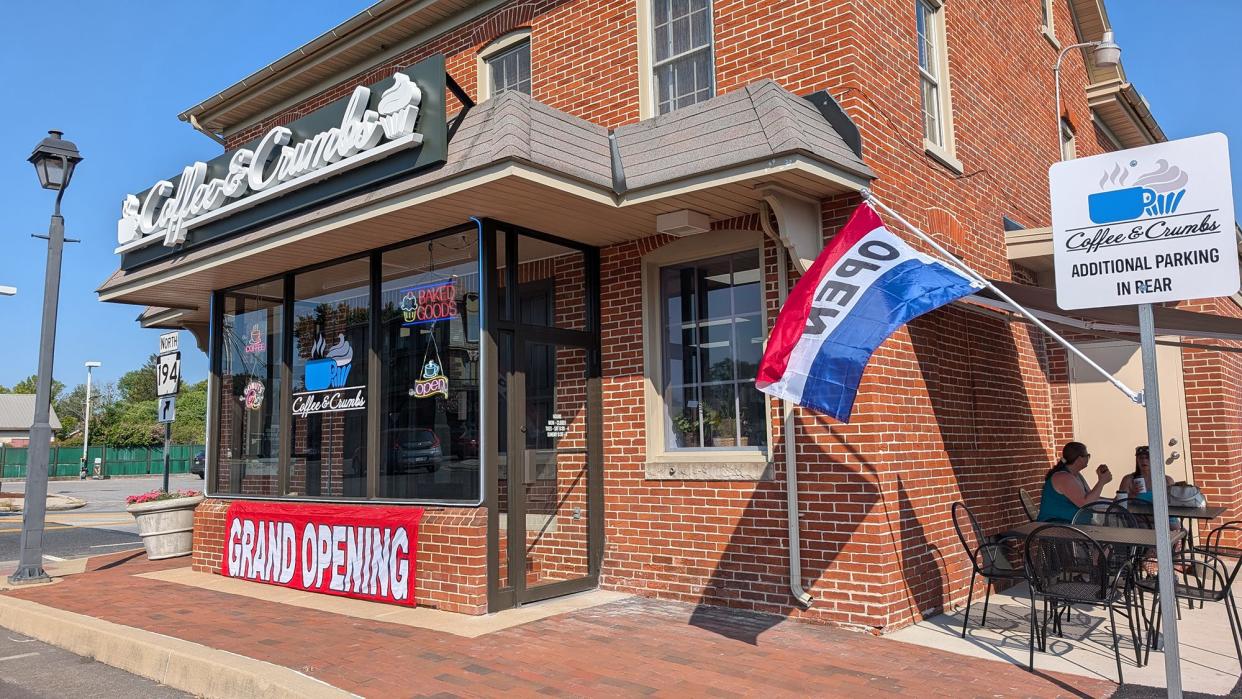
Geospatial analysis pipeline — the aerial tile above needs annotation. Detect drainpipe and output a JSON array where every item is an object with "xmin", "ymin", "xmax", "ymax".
[{"xmin": 759, "ymin": 201, "xmax": 814, "ymax": 608}]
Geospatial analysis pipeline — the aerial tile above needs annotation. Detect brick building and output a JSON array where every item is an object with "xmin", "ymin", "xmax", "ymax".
[{"xmin": 99, "ymin": 0, "xmax": 1242, "ymax": 631}]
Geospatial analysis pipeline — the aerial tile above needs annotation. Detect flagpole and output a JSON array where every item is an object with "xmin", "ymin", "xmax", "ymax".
[{"xmin": 860, "ymin": 188, "xmax": 1143, "ymax": 405}]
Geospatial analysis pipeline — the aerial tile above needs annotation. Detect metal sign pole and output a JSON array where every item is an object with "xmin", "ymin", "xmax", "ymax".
[
  {"xmin": 162, "ymin": 422, "xmax": 172, "ymax": 493},
  {"xmin": 1139, "ymin": 303, "xmax": 1182, "ymax": 698}
]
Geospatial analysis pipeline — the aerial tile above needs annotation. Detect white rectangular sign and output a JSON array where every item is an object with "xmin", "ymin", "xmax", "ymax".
[
  {"xmin": 157, "ymin": 396, "xmax": 176, "ymax": 424},
  {"xmin": 159, "ymin": 331, "xmax": 179, "ymax": 354},
  {"xmin": 1049, "ymin": 132, "xmax": 1237, "ymax": 310},
  {"xmin": 156, "ymin": 352, "xmax": 181, "ymax": 397}
]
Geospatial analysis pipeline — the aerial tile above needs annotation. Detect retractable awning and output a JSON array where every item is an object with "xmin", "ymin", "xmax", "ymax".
[{"xmin": 965, "ymin": 280, "xmax": 1242, "ymax": 343}]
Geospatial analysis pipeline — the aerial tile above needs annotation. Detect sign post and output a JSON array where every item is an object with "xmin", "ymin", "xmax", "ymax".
[
  {"xmin": 156, "ymin": 332, "xmax": 181, "ymax": 492},
  {"xmin": 1050, "ymin": 133, "xmax": 1236, "ymax": 698}
]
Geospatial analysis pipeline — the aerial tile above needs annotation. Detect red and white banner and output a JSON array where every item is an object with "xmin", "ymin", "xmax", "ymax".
[{"xmin": 221, "ymin": 501, "xmax": 424, "ymax": 606}]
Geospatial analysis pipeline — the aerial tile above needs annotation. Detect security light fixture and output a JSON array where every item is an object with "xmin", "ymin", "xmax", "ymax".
[
  {"xmin": 28, "ymin": 130, "xmax": 82, "ymax": 192},
  {"xmin": 1092, "ymin": 31, "xmax": 1121, "ymax": 69},
  {"xmin": 85, "ymin": 361, "xmax": 101, "ymax": 368}
]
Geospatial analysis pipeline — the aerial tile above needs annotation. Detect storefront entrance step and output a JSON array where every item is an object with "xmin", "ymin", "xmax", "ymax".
[
  {"xmin": 0, "ymin": 594, "xmax": 350, "ymax": 698},
  {"xmin": 137, "ymin": 566, "xmax": 628, "ymax": 637}
]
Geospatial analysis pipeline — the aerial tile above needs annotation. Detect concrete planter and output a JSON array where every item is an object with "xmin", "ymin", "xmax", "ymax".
[{"xmin": 126, "ymin": 495, "xmax": 204, "ymax": 560}]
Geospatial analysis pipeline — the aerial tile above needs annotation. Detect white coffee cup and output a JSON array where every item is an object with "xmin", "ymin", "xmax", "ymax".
[{"xmin": 1134, "ymin": 476, "xmax": 1147, "ymax": 494}]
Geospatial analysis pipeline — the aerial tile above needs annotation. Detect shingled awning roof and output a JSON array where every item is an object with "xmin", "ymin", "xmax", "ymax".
[
  {"xmin": 100, "ymin": 80, "xmax": 872, "ymax": 311},
  {"xmin": 0, "ymin": 395, "xmax": 61, "ymax": 432}
]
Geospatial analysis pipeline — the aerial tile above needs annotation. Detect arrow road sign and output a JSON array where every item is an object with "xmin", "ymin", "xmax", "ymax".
[{"xmin": 157, "ymin": 396, "xmax": 176, "ymax": 424}]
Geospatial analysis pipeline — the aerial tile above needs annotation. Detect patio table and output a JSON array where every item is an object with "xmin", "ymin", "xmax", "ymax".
[{"xmin": 1001, "ymin": 521, "xmax": 1186, "ymax": 549}]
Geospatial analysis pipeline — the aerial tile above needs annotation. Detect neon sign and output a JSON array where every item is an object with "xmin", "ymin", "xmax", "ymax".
[{"xmin": 399, "ymin": 280, "xmax": 458, "ymax": 326}]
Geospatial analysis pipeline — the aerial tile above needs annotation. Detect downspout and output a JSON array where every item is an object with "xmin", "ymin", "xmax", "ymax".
[{"xmin": 759, "ymin": 200, "xmax": 814, "ymax": 608}]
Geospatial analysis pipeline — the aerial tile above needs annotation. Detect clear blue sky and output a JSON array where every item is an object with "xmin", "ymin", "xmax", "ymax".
[{"xmin": 0, "ymin": 1, "xmax": 1237, "ymax": 391}]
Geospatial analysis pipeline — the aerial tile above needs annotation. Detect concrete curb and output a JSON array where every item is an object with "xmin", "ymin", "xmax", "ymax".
[
  {"xmin": 0, "ymin": 495, "xmax": 87, "ymax": 512},
  {"xmin": 0, "ymin": 595, "xmax": 356, "ymax": 698}
]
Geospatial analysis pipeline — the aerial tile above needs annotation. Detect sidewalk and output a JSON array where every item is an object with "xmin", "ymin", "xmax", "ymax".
[{"xmin": 0, "ymin": 551, "xmax": 1118, "ymax": 698}]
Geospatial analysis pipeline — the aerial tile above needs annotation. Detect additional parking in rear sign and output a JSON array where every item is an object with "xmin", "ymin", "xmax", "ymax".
[{"xmin": 1049, "ymin": 132, "xmax": 1237, "ymax": 310}]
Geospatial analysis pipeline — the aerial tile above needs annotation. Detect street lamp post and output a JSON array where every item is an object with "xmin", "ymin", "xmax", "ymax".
[
  {"xmin": 81, "ymin": 361, "xmax": 101, "ymax": 480},
  {"xmin": 9, "ymin": 131, "xmax": 82, "ymax": 585},
  {"xmin": 1052, "ymin": 31, "xmax": 1120, "ymax": 157}
]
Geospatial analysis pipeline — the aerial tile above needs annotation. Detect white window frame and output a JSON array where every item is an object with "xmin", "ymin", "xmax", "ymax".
[
  {"xmin": 636, "ymin": 0, "xmax": 716, "ymax": 119},
  {"xmin": 476, "ymin": 29, "xmax": 532, "ymax": 101},
  {"xmin": 641, "ymin": 230, "xmax": 772, "ymax": 471},
  {"xmin": 1060, "ymin": 116, "xmax": 1077, "ymax": 160},
  {"xmin": 1041, "ymin": 0, "xmax": 1061, "ymax": 48},
  {"xmin": 916, "ymin": 0, "xmax": 962, "ymax": 173}
]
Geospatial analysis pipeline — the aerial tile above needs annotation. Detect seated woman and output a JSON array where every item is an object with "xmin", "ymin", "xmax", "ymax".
[
  {"xmin": 1037, "ymin": 441, "xmax": 1113, "ymax": 523},
  {"xmin": 1118, "ymin": 445, "xmax": 1173, "ymax": 501},
  {"xmin": 1118, "ymin": 444, "xmax": 1179, "ymax": 530}
]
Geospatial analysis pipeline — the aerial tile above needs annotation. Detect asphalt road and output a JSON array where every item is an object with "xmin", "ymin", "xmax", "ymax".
[
  {"xmin": 0, "ymin": 474, "xmax": 204, "ymax": 567},
  {"xmin": 0, "ymin": 631, "xmax": 188, "ymax": 698},
  {"xmin": 0, "ymin": 476, "xmax": 202, "ymax": 697}
]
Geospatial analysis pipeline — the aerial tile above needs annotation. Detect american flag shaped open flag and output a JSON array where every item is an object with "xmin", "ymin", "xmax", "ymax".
[{"xmin": 756, "ymin": 203, "xmax": 981, "ymax": 422}]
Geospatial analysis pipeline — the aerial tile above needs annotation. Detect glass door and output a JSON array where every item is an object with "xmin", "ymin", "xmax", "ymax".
[{"xmin": 487, "ymin": 223, "xmax": 601, "ymax": 610}]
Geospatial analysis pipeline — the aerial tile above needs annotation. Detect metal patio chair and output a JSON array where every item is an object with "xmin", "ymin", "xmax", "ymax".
[
  {"xmin": 1018, "ymin": 488, "xmax": 1038, "ymax": 522},
  {"xmin": 1138, "ymin": 537, "xmax": 1242, "ymax": 668},
  {"xmin": 951, "ymin": 502, "xmax": 1028, "ymax": 638},
  {"xmin": 1024, "ymin": 524, "xmax": 1142, "ymax": 683}
]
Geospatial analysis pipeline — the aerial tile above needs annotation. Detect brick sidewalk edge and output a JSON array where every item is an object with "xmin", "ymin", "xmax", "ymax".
[{"xmin": 0, "ymin": 594, "xmax": 354, "ymax": 699}]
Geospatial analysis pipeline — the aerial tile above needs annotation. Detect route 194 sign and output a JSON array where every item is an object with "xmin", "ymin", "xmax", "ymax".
[{"xmin": 1049, "ymin": 133, "xmax": 1237, "ymax": 310}]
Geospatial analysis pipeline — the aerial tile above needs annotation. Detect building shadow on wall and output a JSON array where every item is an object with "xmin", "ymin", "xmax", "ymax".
[
  {"xmin": 687, "ymin": 429, "xmax": 884, "ymax": 644},
  {"xmin": 902, "ymin": 306, "xmax": 1048, "ymax": 619}
]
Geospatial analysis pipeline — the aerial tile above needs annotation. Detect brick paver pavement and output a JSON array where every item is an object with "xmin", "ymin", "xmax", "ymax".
[{"xmin": 1, "ymin": 551, "xmax": 1117, "ymax": 698}]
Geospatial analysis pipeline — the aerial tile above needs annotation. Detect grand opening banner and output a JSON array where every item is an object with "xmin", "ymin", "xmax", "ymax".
[{"xmin": 222, "ymin": 501, "xmax": 424, "ymax": 606}]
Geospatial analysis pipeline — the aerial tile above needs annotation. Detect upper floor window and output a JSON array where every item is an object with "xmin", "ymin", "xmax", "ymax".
[
  {"xmin": 916, "ymin": 0, "xmax": 945, "ymax": 147},
  {"xmin": 651, "ymin": 0, "xmax": 714, "ymax": 114},
  {"xmin": 1060, "ymin": 117, "xmax": 1076, "ymax": 160},
  {"xmin": 488, "ymin": 42, "xmax": 531, "ymax": 96},
  {"xmin": 478, "ymin": 30, "xmax": 532, "ymax": 100},
  {"xmin": 916, "ymin": 0, "xmax": 960, "ymax": 171}
]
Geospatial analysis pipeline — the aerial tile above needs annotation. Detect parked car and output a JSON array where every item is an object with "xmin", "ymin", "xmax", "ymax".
[
  {"xmin": 190, "ymin": 451, "xmax": 205, "ymax": 479},
  {"xmin": 387, "ymin": 428, "xmax": 442, "ymax": 473},
  {"xmin": 452, "ymin": 429, "xmax": 479, "ymax": 460}
]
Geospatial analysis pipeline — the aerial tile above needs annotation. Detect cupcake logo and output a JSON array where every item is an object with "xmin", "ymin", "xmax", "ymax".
[
  {"xmin": 304, "ymin": 334, "xmax": 354, "ymax": 391},
  {"xmin": 399, "ymin": 290, "xmax": 419, "ymax": 324},
  {"xmin": 1088, "ymin": 159, "xmax": 1189, "ymax": 225}
]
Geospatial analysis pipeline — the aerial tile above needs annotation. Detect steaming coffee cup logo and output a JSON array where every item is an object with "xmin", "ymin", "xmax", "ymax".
[
  {"xmin": 1088, "ymin": 159, "xmax": 1188, "ymax": 225},
  {"xmin": 305, "ymin": 334, "xmax": 354, "ymax": 391}
]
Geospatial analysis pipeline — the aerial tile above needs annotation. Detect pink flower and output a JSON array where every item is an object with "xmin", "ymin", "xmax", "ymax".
[{"xmin": 126, "ymin": 488, "xmax": 202, "ymax": 505}]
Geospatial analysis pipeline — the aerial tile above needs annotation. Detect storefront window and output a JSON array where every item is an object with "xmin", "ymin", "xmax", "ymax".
[
  {"xmin": 287, "ymin": 259, "xmax": 370, "ymax": 498},
  {"xmin": 660, "ymin": 250, "xmax": 766, "ymax": 450},
  {"xmin": 216, "ymin": 280, "xmax": 283, "ymax": 495},
  {"xmin": 378, "ymin": 235, "xmax": 481, "ymax": 500}
]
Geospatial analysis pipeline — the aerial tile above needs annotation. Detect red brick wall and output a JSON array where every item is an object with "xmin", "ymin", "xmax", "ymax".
[
  {"xmin": 194, "ymin": 0, "xmax": 1213, "ymax": 632},
  {"xmin": 191, "ymin": 499, "xmax": 488, "ymax": 615}
]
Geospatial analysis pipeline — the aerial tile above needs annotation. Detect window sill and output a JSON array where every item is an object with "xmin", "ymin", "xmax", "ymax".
[
  {"xmin": 1041, "ymin": 25, "xmax": 1061, "ymax": 50},
  {"xmin": 924, "ymin": 139, "xmax": 964, "ymax": 175},
  {"xmin": 644, "ymin": 460, "xmax": 774, "ymax": 481}
]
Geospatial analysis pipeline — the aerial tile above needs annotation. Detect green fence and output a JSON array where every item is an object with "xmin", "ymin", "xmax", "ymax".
[{"xmin": 0, "ymin": 444, "xmax": 204, "ymax": 479}]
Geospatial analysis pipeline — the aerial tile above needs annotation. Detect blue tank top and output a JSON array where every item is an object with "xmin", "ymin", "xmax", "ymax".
[{"xmin": 1038, "ymin": 464, "xmax": 1086, "ymax": 523}]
